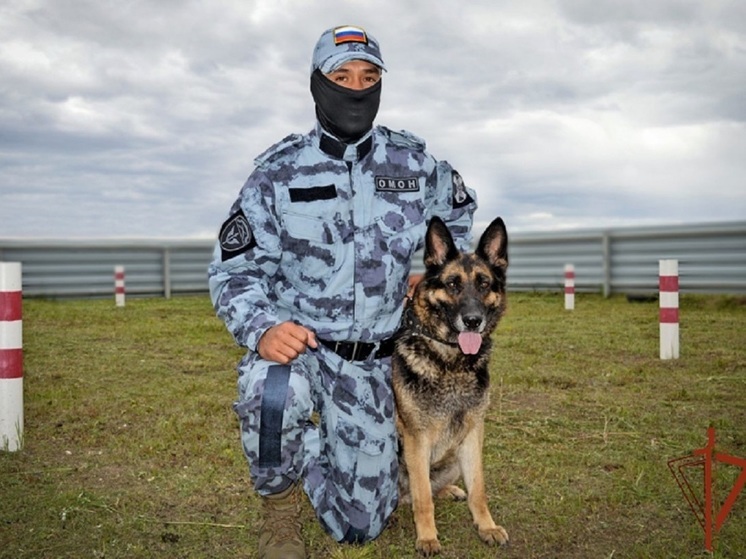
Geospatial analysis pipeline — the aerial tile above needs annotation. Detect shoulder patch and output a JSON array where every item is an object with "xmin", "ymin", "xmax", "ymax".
[
  {"xmin": 254, "ymin": 133, "xmax": 306, "ymax": 167},
  {"xmin": 378, "ymin": 126, "xmax": 427, "ymax": 151},
  {"xmin": 219, "ymin": 209, "xmax": 257, "ymax": 261},
  {"xmin": 451, "ymin": 170, "xmax": 475, "ymax": 209}
]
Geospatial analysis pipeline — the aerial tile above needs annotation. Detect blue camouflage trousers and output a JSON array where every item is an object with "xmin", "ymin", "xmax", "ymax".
[{"xmin": 233, "ymin": 346, "xmax": 399, "ymax": 543}]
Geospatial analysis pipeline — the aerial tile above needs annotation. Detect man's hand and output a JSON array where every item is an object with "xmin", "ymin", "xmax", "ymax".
[{"xmin": 257, "ymin": 321, "xmax": 318, "ymax": 364}]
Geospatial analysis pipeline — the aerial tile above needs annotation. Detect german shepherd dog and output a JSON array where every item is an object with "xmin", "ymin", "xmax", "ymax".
[{"xmin": 393, "ymin": 216, "xmax": 509, "ymax": 556}]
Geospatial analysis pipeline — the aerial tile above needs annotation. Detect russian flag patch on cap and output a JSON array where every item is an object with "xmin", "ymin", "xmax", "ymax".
[{"xmin": 334, "ymin": 25, "xmax": 368, "ymax": 45}]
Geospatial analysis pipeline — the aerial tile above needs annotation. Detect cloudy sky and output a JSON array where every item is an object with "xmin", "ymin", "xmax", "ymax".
[{"xmin": 1, "ymin": 0, "xmax": 745, "ymax": 239}]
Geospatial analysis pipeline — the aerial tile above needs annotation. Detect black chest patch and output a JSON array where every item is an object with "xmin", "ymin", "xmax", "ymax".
[
  {"xmin": 219, "ymin": 209, "xmax": 257, "ymax": 261},
  {"xmin": 375, "ymin": 176, "xmax": 420, "ymax": 192},
  {"xmin": 289, "ymin": 184, "xmax": 337, "ymax": 203}
]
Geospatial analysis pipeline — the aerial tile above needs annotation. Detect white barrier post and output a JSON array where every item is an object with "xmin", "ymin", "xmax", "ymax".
[
  {"xmin": 659, "ymin": 259, "xmax": 679, "ymax": 359},
  {"xmin": 0, "ymin": 262, "xmax": 23, "ymax": 451},
  {"xmin": 115, "ymin": 266, "xmax": 125, "ymax": 307},
  {"xmin": 564, "ymin": 264, "xmax": 575, "ymax": 310}
]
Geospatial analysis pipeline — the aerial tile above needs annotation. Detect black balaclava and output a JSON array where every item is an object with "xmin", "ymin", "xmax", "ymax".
[{"xmin": 310, "ymin": 68, "xmax": 381, "ymax": 144}]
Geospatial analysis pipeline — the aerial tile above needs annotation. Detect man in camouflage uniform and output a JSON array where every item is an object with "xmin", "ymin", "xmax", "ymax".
[{"xmin": 208, "ymin": 25, "xmax": 477, "ymax": 559}]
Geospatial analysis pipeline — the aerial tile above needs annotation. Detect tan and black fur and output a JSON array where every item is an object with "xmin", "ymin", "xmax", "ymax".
[{"xmin": 393, "ymin": 216, "xmax": 509, "ymax": 556}]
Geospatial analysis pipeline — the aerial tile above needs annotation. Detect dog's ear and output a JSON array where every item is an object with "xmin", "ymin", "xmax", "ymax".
[
  {"xmin": 476, "ymin": 217, "xmax": 508, "ymax": 270},
  {"xmin": 424, "ymin": 216, "xmax": 459, "ymax": 268}
]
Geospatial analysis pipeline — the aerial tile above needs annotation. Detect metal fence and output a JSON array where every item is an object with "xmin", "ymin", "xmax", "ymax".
[
  {"xmin": 0, "ymin": 241, "xmax": 213, "ymax": 299},
  {"xmin": 508, "ymin": 220, "xmax": 746, "ymax": 296},
  {"xmin": 1, "ymin": 220, "xmax": 744, "ymax": 299}
]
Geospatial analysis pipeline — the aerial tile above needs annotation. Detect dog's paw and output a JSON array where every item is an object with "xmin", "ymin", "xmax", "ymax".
[
  {"xmin": 436, "ymin": 484, "xmax": 466, "ymax": 501},
  {"xmin": 477, "ymin": 524, "xmax": 509, "ymax": 546},
  {"xmin": 416, "ymin": 537, "xmax": 442, "ymax": 556}
]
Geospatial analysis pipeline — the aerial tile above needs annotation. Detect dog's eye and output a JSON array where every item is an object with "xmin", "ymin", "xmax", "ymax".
[
  {"xmin": 445, "ymin": 278, "xmax": 461, "ymax": 292},
  {"xmin": 475, "ymin": 275, "xmax": 491, "ymax": 291}
]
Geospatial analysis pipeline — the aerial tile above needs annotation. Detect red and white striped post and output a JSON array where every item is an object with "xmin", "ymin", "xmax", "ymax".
[
  {"xmin": 564, "ymin": 264, "xmax": 575, "ymax": 310},
  {"xmin": 659, "ymin": 259, "xmax": 679, "ymax": 359},
  {"xmin": 0, "ymin": 262, "xmax": 23, "ymax": 451},
  {"xmin": 115, "ymin": 266, "xmax": 125, "ymax": 307}
]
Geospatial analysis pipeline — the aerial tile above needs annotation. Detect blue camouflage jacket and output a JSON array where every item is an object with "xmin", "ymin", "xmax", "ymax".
[{"xmin": 208, "ymin": 123, "xmax": 477, "ymax": 351}]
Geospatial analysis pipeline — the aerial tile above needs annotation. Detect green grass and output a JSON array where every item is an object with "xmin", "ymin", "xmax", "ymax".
[{"xmin": 0, "ymin": 293, "xmax": 744, "ymax": 558}]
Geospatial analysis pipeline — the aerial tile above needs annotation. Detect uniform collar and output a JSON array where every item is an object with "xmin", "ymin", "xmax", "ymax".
[{"xmin": 316, "ymin": 125, "xmax": 373, "ymax": 162}]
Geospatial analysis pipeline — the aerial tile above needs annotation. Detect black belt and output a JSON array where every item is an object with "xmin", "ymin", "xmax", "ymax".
[{"xmin": 319, "ymin": 337, "xmax": 396, "ymax": 362}]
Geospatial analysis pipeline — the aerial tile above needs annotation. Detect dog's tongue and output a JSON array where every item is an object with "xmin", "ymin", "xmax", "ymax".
[{"xmin": 458, "ymin": 332, "xmax": 482, "ymax": 355}]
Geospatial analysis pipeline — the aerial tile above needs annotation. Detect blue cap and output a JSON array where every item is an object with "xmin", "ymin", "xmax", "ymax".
[{"xmin": 311, "ymin": 25, "xmax": 386, "ymax": 74}]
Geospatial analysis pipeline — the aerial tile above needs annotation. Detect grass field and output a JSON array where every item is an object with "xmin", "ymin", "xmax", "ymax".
[{"xmin": 0, "ymin": 293, "xmax": 744, "ymax": 558}]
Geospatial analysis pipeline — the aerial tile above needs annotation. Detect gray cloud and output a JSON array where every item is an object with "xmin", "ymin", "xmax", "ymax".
[{"xmin": 1, "ymin": 0, "xmax": 744, "ymax": 239}]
